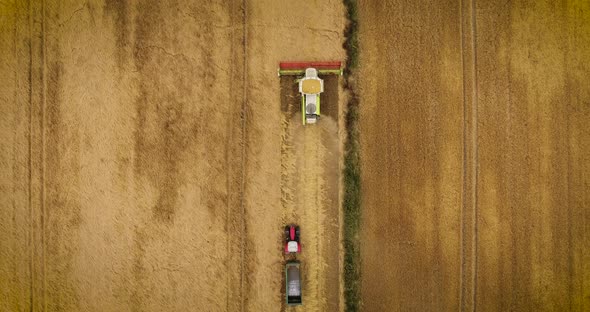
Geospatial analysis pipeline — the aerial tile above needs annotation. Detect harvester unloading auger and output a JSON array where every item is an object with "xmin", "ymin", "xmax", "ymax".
[{"xmin": 278, "ymin": 61, "xmax": 342, "ymax": 125}]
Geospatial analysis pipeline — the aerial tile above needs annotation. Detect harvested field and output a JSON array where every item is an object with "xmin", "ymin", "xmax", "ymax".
[
  {"xmin": 1, "ymin": 1, "xmax": 246, "ymax": 311},
  {"xmin": 0, "ymin": 0, "xmax": 345, "ymax": 311},
  {"xmin": 359, "ymin": 0, "xmax": 590, "ymax": 311},
  {"xmin": 8, "ymin": 0, "xmax": 587, "ymax": 311},
  {"xmin": 242, "ymin": 0, "xmax": 346, "ymax": 311},
  {"xmin": 280, "ymin": 76, "xmax": 341, "ymax": 311}
]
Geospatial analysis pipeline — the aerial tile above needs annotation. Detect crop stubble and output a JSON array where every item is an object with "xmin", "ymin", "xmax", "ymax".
[
  {"xmin": 0, "ymin": 0, "xmax": 347, "ymax": 311},
  {"xmin": 1, "ymin": 0, "xmax": 244, "ymax": 310},
  {"xmin": 279, "ymin": 76, "xmax": 341, "ymax": 312}
]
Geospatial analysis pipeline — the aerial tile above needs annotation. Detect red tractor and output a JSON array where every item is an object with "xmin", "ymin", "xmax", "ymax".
[{"xmin": 284, "ymin": 224, "xmax": 301, "ymax": 254}]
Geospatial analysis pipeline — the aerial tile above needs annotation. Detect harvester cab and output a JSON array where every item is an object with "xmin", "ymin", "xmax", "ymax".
[{"xmin": 278, "ymin": 61, "xmax": 342, "ymax": 125}]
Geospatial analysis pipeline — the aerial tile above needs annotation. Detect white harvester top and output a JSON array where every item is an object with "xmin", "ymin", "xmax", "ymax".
[{"xmin": 298, "ymin": 68, "xmax": 324, "ymax": 124}]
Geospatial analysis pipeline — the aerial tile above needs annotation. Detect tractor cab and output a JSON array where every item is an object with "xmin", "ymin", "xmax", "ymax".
[{"xmin": 284, "ymin": 224, "xmax": 301, "ymax": 254}]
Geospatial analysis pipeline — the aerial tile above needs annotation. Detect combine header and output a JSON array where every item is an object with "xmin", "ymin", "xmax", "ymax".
[
  {"xmin": 278, "ymin": 61, "xmax": 342, "ymax": 125},
  {"xmin": 278, "ymin": 61, "xmax": 343, "ymax": 76}
]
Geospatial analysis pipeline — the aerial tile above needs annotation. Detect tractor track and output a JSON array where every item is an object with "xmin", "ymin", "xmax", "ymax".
[
  {"xmin": 239, "ymin": 0, "xmax": 248, "ymax": 311},
  {"xmin": 279, "ymin": 98, "xmax": 340, "ymax": 311},
  {"xmin": 225, "ymin": 0, "xmax": 248, "ymax": 311}
]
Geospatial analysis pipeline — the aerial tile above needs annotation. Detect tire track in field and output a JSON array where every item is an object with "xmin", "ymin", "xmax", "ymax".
[
  {"xmin": 280, "ymin": 111, "xmax": 339, "ymax": 311},
  {"xmin": 239, "ymin": 0, "xmax": 247, "ymax": 311}
]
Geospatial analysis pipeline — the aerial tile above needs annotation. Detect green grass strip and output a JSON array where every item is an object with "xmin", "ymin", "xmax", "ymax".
[{"xmin": 342, "ymin": 0, "xmax": 361, "ymax": 311}]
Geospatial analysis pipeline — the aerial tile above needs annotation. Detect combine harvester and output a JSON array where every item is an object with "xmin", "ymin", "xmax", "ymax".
[{"xmin": 278, "ymin": 61, "xmax": 342, "ymax": 125}]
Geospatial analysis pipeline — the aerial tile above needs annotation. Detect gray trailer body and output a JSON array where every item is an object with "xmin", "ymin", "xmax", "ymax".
[{"xmin": 285, "ymin": 261, "xmax": 302, "ymax": 306}]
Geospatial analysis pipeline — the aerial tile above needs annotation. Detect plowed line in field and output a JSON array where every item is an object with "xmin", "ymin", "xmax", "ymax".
[
  {"xmin": 226, "ymin": 0, "xmax": 246, "ymax": 311},
  {"xmin": 459, "ymin": 0, "xmax": 479, "ymax": 310},
  {"xmin": 41, "ymin": 0, "xmax": 47, "ymax": 309},
  {"xmin": 316, "ymin": 131, "xmax": 326, "ymax": 311},
  {"xmin": 460, "ymin": 0, "xmax": 467, "ymax": 307},
  {"xmin": 280, "ymin": 114, "xmax": 332, "ymax": 311},
  {"xmin": 239, "ymin": 0, "xmax": 248, "ymax": 311},
  {"xmin": 281, "ymin": 112, "xmax": 296, "ymax": 223},
  {"xmin": 470, "ymin": 0, "xmax": 479, "ymax": 308},
  {"xmin": 301, "ymin": 126, "xmax": 328, "ymax": 311},
  {"xmin": 27, "ymin": 0, "xmax": 33, "ymax": 308},
  {"xmin": 280, "ymin": 114, "xmax": 290, "ymax": 312}
]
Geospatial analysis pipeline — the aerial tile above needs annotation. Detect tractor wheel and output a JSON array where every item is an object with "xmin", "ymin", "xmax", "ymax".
[{"xmin": 295, "ymin": 226, "xmax": 300, "ymax": 239}]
